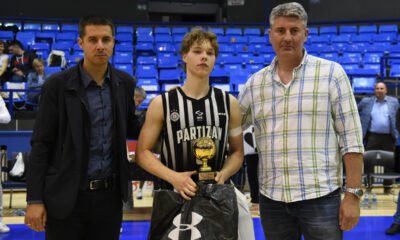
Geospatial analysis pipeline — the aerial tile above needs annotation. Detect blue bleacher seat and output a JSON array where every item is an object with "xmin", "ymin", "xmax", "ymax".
[
  {"xmin": 68, "ymin": 51, "xmax": 84, "ymax": 65},
  {"xmin": 234, "ymin": 44, "xmax": 250, "ymax": 54},
  {"xmin": 320, "ymin": 52, "xmax": 339, "ymax": 62},
  {"xmin": 219, "ymin": 44, "xmax": 234, "ymax": 54},
  {"xmin": 319, "ymin": 26, "xmax": 337, "ymax": 36},
  {"xmin": 246, "ymin": 56, "xmax": 264, "ymax": 65},
  {"xmin": 331, "ymin": 35, "xmax": 350, "ymax": 44},
  {"xmin": 136, "ymin": 65, "xmax": 158, "ymax": 79},
  {"xmin": 155, "ymin": 43, "xmax": 175, "ymax": 53},
  {"xmin": 154, "ymin": 27, "xmax": 171, "ymax": 36},
  {"xmin": 35, "ymin": 32, "xmax": 55, "ymax": 44},
  {"xmin": 23, "ymin": 23, "xmax": 41, "ymax": 32},
  {"xmin": 172, "ymin": 35, "xmax": 184, "ymax": 44},
  {"xmin": 155, "ymin": 35, "xmax": 173, "ymax": 43},
  {"xmin": 61, "ymin": 24, "xmax": 78, "ymax": 33},
  {"xmin": 373, "ymin": 34, "xmax": 396, "ymax": 44},
  {"xmin": 116, "ymin": 26, "xmax": 134, "ymax": 34},
  {"xmin": 339, "ymin": 25, "xmax": 358, "ymax": 36},
  {"xmin": 31, "ymin": 42, "xmax": 50, "ymax": 52},
  {"xmin": 225, "ymin": 64, "xmax": 243, "ymax": 75},
  {"xmin": 341, "ymin": 64, "xmax": 360, "ymax": 74},
  {"xmin": 379, "ymin": 24, "xmax": 398, "ymax": 34},
  {"xmin": 35, "ymin": 50, "xmax": 49, "ymax": 60},
  {"xmin": 73, "ymin": 43, "xmax": 83, "ymax": 53},
  {"xmin": 389, "ymin": 64, "xmax": 400, "ymax": 77},
  {"xmin": 56, "ymin": 32, "xmax": 76, "ymax": 44},
  {"xmin": 216, "ymin": 36, "xmax": 230, "ymax": 44},
  {"xmin": 226, "ymin": 28, "xmax": 242, "ymax": 36},
  {"xmin": 116, "ymin": 33, "xmax": 133, "ymax": 43},
  {"xmin": 363, "ymin": 53, "xmax": 383, "ymax": 64},
  {"xmin": 158, "ymin": 55, "xmax": 178, "ymax": 69},
  {"xmin": 352, "ymin": 77, "xmax": 376, "ymax": 94},
  {"xmin": 320, "ymin": 45, "xmax": 338, "ymax": 54},
  {"xmin": 359, "ymin": 25, "xmax": 377, "ymax": 35},
  {"xmin": 137, "ymin": 78, "xmax": 159, "ymax": 91},
  {"xmin": 230, "ymin": 69, "xmax": 250, "ymax": 87},
  {"xmin": 364, "ymin": 43, "xmax": 389, "ymax": 55},
  {"xmin": 44, "ymin": 66, "xmax": 62, "ymax": 74},
  {"xmin": 208, "ymin": 27, "xmax": 224, "ymax": 36},
  {"xmin": 244, "ymin": 28, "xmax": 261, "ymax": 36},
  {"xmin": 0, "ymin": 31, "xmax": 14, "ymax": 41},
  {"xmin": 352, "ymin": 34, "xmax": 373, "ymax": 44},
  {"xmin": 261, "ymin": 53, "xmax": 275, "ymax": 65},
  {"xmin": 136, "ymin": 27, "xmax": 153, "ymax": 36},
  {"xmin": 159, "ymin": 69, "xmax": 181, "ymax": 82},
  {"xmin": 115, "ymin": 64, "xmax": 134, "ymax": 76},
  {"xmin": 136, "ymin": 56, "xmax": 157, "ymax": 65},
  {"xmin": 52, "ymin": 42, "xmax": 73, "ymax": 52},
  {"xmin": 310, "ymin": 36, "xmax": 330, "ymax": 45},
  {"xmin": 248, "ymin": 36, "xmax": 267, "ymax": 44},
  {"xmin": 231, "ymin": 36, "xmax": 248, "ymax": 44},
  {"xmin": 308, "ymin": 27, "xmax": 318, "ymax": 36},
  {"xmin": 210, "ymin": 65, "xmax": 229, "ymax": 83},
  {"xmin": 246, "ymin": 64, "xmax": 264, "ymax": 73},
  {"xmin": 115, "ymin": 43, "xmax": 134, "ymax": 53},
  {"xmin": 172, "ymin": 27, "xmax": 188, "ymax": 35},
  {"xmin": 343, "ymin": 44, "xmax": 364, "ymax": 53},
  {"xmin": 114, "ymin": 52, "xmax": 133, "ymax": 64},
  {"xmin": 42, "ymin": 23, "xmax": 60, "ymax": 33},
  {"xmin": 342, "ymin": 52, "xmax": 362, "ymax": 61},
  {"xmin": 136, "ymin": 35, "xmax": 154, "ymax": 43},
  {"xmin": 363, "ymin": 64, "xmax": 383, "ymax": 75},
  {"xmin": 162, "ymin": 83, "xmax": 182, "ymax": 92},
  {"xmin": 4, "ymin": 22, "xmax": 21, "ymax": 30},
  {"xmin": 135, "ymin": 43, "xmax": 155, "ymax": 56}
]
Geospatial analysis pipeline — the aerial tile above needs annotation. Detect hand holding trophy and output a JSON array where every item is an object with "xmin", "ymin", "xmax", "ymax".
[{"xmin": 193, "ymin": 137, "xmax": 216, "ymax": 183}]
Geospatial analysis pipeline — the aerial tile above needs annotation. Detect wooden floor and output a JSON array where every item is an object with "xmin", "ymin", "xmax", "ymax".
[{"xmin": 2, "ymin": 185, "xmax": 399, "ymax": 225}]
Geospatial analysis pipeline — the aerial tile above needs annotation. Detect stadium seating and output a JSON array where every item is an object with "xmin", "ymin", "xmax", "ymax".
[
  {"xmin": 23, "ymin": 23, "xmax": 41, "ymax": 32},
  {"xmin": 42, "ymin": 23, "xmax": 60, "ymax": 33}
]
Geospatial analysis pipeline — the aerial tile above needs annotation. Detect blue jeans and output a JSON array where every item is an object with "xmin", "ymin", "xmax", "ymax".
[
  {"xmin": 394, "ymin": 191, "xmax": 400, "ymax": 224},
  {"xmin": 260, "ymin": 189, "xmax": 343, "ymax": 240}
]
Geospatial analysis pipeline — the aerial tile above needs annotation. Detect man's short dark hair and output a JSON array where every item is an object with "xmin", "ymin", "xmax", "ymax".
[
  {"xmin": 7, "ymin": 40, "xmax": 24, "ymax": 50},
  {"xmin": 78, "ymin": 14, "xmax": 115, "ymax": 38}
]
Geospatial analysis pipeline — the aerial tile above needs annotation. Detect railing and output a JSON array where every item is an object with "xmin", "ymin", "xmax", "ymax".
[{"xmin": 0, "ymin": 89, "xmax": 40, "ymax": 119}]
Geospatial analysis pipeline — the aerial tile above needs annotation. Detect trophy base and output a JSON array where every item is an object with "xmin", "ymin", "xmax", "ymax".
[{"xmin": 198, "ymin": 171, "xmax": 215, "ymax": 182}]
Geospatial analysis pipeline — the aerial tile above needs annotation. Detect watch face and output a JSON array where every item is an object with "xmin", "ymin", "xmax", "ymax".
[{"xmin": 356, "ymin": 189, "xmax": 364, "ymax": 197}]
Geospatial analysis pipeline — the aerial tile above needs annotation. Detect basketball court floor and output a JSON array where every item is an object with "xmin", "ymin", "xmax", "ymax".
[{"xmin": 1, "ymin": 185, "xmax": 399, "ymax": 240}]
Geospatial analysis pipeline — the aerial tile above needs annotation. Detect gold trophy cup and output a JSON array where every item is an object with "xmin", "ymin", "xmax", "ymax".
[{"xmin": 193, "ymin": 137, "xmax": 216, "ymax": 182}]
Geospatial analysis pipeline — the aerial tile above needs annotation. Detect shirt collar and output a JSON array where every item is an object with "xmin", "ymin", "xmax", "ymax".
[
  {"xmin": 375, "ymin": 96, "xmax": 387, "ymax": 102},
  {"xmin": 79, "ymin": 61, "xmax": 111, "ymax": 88},
  {"xmin": 269, "ymin": 48, "xmax": 308, "ymax": 74}
]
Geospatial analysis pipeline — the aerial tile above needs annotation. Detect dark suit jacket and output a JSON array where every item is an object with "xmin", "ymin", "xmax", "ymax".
[{"xmin": 27, "ymin": 62, "xmax": 139, "ymax": 219}]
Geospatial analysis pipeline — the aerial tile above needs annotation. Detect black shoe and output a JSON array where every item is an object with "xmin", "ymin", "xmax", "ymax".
[{"xmin": 385, "ymin": 223, "xmax": 400, "ymax": 235}]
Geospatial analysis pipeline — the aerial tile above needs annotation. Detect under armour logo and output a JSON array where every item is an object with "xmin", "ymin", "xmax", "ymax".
[{"xmin": 168, "ymin": 212, "xmax": 203, "ymax": 240}]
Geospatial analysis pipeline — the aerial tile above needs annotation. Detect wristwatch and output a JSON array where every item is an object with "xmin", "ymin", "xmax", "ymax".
[{"xmin": 343, "ymin": 187, "xmax": 363, "ymax": 198}]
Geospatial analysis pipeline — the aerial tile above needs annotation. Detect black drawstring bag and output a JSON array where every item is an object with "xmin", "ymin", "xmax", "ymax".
[{"xmin": 148, "ymin": 183, "xmax": 238, "ymax": 240}]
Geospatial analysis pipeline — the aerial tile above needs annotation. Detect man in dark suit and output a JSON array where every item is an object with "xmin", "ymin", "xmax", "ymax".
[
  {"xmin": 358, "ymin": 82, "xmax": 399, "ymax": 193},
  {"xmin": 24, "ymin": 15, "xmax": 139, "ymax": 240}
]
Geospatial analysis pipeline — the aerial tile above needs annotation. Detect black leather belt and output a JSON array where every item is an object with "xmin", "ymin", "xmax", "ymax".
[{"xmin": 87, "ymin": 178, "xmax": 113, "ymax": 191}]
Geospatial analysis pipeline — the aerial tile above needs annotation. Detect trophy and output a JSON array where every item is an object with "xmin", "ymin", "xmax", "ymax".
[{"xmin": 193, "ymin": 137, "xmax": 216, "ymax": 182}]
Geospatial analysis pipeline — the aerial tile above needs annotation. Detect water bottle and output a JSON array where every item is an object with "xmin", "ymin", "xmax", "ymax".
[
  {"xmin": 371, "ymin": 193, "xmax": 377, "ymax": 210},
  {"xmin": 362, "ymin": 193, "xmax": 369, "ymax": 209}
]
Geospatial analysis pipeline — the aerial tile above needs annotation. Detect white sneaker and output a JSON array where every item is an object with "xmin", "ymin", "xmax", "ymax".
[
  {"xmin": 0, "ymin": 223, "xmax": 10, "ymax": 233},
  {"xmin": 136, "ymin": 189, "xmax": 143, "ymax": 199}
]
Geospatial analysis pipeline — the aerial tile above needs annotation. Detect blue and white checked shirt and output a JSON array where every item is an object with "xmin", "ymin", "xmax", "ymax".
[{"xmin": 238, "ymin": 51, "xmax": 364, "ymax": 203}]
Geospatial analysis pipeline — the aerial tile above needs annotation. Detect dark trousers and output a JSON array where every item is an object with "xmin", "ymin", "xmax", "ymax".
[
  {"xmin": 365, "ymin": 132, "xmax": 396, "ymax": 190},
  {"xmin": 245, "ymin": 154, "xmax": 259, "ymax": 203},
  {"xmin": 260, "ymin": 189, "xmax": 342, "ymax": 240},
  {"xmin": 45, "ymin": 187, "xmax": 123, "ymax": 240}
]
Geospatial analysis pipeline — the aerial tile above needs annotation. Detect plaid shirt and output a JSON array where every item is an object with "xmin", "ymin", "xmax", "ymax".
[{"xmin": 238, "ymin": 52, "xmax": 364, "ymax": 203}]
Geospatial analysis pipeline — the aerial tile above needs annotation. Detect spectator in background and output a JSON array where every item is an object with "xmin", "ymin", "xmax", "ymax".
[
  {"xmin": 26, "ymin": 58, "xmax": 50, "ymax": 104},
  {"xmin": 0, "ymin": 94, "xmax": 11, "ymax": 233},
  {"xmin": 358, "ymin": 82, "xmax": 399, "ymax": 193},
  {"xmin": 239, "ymin": 2, "xmax": 364, "ymax": 239},
  {"xmin": 7, "ymin": 40, "xmax": 37, "ymax": 82},
  {"xmin": 0, "ymin": 40, "xmax": 9, "ymax": 86}
]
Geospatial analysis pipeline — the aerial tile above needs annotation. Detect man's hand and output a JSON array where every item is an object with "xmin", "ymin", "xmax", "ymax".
[
  {"xmin": 12, "ymin": 68, "xmax": 24, "ymax": 76},
  {"xmin": 24, "ymin": 203, "xmax": 47, "ymax": 232},
  {"xmin": 339, "ymin": 193, "xmax": 360, "ymax": 231},
  {"xmin": 170, "ymin": 170, "xmax": 198, "ymax": 200}
]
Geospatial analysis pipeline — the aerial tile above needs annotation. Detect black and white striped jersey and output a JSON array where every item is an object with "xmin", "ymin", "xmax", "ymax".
[{"xmin": 160, "ymin": 87, "xmax": 230, "ymax": 173}]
